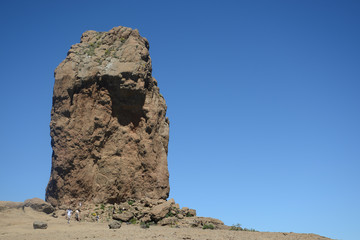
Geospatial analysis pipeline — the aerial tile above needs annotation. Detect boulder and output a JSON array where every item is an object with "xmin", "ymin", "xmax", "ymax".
[
  {"xmin": 108, "ymin": 221, "xmax": 122, "ymax": 229},
  {"xmin": 150, "ymin": 198, "xmax": 174, "ymax": 222},
  {"xmin": 33, "ymin": 221, "xmax": 48, "ymax": 229},
  {"xmin": 188, "ymin": 208, "xmax": 196, "ymax": 217},
  {"xmin": 191, "ymin": 217, "xmax": 227, "ymax": 229},
  {"xmin": 46, "ymin": 26, "xmax": 170, "ymax": 207},
  {"xmin": 113, "ymin": 211, "xmax": 134, "ymax": 222},
  {"xmin": 158, "ymin": 217, "xmax": 178, "ymax": 226},
  {"xmin": 181, "ymin": 207, "xmax": 189, "ymax": 213},
  {"xmin": 139, "ymin": 214, "xmax": 151, "ymax": 223},
  {"xmin": 24, "ymin": 198, "xmax": 55, "ymax": 214}
]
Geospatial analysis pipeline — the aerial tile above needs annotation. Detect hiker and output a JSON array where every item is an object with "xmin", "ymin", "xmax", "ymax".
[
  {"xmin": 75, "ymin": 209, "xmax": 80, "ymax": 221},
  {"xmin": 66, "ymin": 209, "xmax": 72, "ymax": 224}
]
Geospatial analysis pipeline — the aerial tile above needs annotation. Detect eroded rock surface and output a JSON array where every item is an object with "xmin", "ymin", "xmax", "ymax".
[
  {"xmin": 46, "ymin": 26, "xmax": 170, "ymax": 207},
  {"xmin": 0, "ymin": 198, "xmax": 54, "ymax": 214},
  {"xmin": 24, "ymin": 198, "xmax": 55, "ymax": 214}
]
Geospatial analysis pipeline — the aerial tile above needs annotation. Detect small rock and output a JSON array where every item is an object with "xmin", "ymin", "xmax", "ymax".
[
  {"xmin": 33, "ymin": 221, "xmax": 48, "ymax": 229},
  {"xmin": 108, "ymin": 221, "xmax": 122, "ymax": 229}
]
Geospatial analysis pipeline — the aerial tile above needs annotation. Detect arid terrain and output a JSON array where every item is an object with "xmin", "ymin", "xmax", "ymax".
[
  {"xmin": 0, "ymin": 207, "xmax": 333, "ymax": 240},
  {"xmin": 0, "ymin": 26, "xmax": 335, "ymax": 240}
]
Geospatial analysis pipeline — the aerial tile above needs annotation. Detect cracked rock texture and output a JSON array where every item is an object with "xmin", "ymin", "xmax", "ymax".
[{"xmin": 46, "ymin": 26, "xmax": 170, "ymax": 207}]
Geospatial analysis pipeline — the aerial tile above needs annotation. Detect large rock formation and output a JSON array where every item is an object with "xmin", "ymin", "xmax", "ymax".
[{"xmin": 46, "ymin": 26, "xmax": 170, "ymax": 207}]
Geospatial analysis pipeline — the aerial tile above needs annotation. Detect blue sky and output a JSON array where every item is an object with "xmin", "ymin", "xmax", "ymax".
[{"xmin": 0, "ymin": 1, "xmax": 359, "ymax": 239}]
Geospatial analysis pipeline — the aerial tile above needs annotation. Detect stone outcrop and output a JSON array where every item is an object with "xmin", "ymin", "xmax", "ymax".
[
  {"xmin": 24, "ymin": 198, "xmax": 55, "ymax": 214},
  {"xmin": 46, "ymin": 26, "xmax": 170, "ymax": 207},
  {"xmin": 0, "ymin": 198, "xmax": 54, "ymax": 214}
]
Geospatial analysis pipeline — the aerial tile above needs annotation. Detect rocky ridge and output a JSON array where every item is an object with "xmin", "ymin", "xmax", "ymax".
[
  {"xmin": 0, "ymin": 198, "xmax": 226, "ymax": 230},
  {"xmin": 0, "ymin": 198, "xmax": 54, "ymax": 214}
]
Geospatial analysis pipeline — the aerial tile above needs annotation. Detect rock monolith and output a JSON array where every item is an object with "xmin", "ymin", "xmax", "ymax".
[{"xmin": 46, "ymin": 26, "xmax": 170, "ymax": 207}]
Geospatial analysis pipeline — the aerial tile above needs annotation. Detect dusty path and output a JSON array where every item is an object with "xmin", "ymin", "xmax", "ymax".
[{"xmin": 0, "ymin": 208, "xmax": 332, "ymax": 240}]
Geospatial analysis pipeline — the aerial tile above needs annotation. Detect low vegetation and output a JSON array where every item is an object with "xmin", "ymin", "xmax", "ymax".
[
  {"xmin": 202, "ymin": 224, "xmax": 214, "ymax": 230},
  {"xmin": 230, "ymin": 223, "xmax": 258, "ymax": 232}
]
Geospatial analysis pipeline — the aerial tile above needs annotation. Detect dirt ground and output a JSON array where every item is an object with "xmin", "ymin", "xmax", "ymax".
[{"xmin": 0, "ymin": 208, "xmax": 333, "ymax": 240}]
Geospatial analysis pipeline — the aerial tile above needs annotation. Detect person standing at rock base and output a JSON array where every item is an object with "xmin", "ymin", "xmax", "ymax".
[
  {"xmin": 66, "ymin": 209, "xmax": 72, "ymax": 224},
  {"xmin": 75, "ymin": 209, "xmax": 80, "ymax": 221}
]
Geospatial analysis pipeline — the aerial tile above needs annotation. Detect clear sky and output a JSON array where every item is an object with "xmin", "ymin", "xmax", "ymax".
[{"xmin": 0, "ymin": 1, "xmax": 359, "ymax": 239}]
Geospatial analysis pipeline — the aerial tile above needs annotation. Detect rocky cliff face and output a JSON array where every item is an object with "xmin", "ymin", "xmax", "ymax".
[{"xmin": 46, "ymin": 26, "xmax": 170, "ymax": 207}]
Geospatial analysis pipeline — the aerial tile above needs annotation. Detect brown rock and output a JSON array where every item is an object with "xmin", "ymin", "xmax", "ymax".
[
  {"xmin": 158, "ymin": 217, "xmax": 178, "ymax": 226},
  {"xmin": 24, "ymin": 198, "xmax": 55, "ymax": 214},
  {"xmin": 138, "ymin": 214, "xmax": 151, "ymax": 223},
  {"xmin": 46, "ymin": 26, "xmax": 170, "ymax": 207},
  {"xmin": 191, "ymin": 217, "xmax": 227, "ymax": 229},
  {"xmin": 33, "ymin": 221, "xmax": 48, "ymax": 229},
  {"xmin": 113, "ymin": 211, "xmax": 134, "ymax": 222},
  {"xmin": 188, "ymin": 209, "xmax": 196, "ymax": 217},
  {"xmin": 108, "ymin": 220, "xmax": 122, "ymax": 229},
  {"xmin": 150, "ymin": 198, "xmax": 174, "ymax": 222},
  {"xmin": 181, "ymin": 207, "xmax": 189, "ymax": 212}
]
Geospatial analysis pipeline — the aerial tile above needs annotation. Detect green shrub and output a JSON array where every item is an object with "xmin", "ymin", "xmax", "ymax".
[
  {"xmin": 230, "ymin": 223, "xmax": 242, "ymax": 231},
  {"xmin": 104, "ymin": 48, "xmax": 112, "ymax": 56},
  {"xmin": 186, "ymin": 212, "xmax": 194, "ymax": 217},
  {"xmin": 128, "ymin": 200, "xmax": 134, "ymax": 205},
  {"xmin": 202, "ymin": 224, "xmax": 214, "ymax": 230},
  {"xmin": 165, "ymin": 211, "xmax": 175, "ymax": 218},
  {"xmin": 230, "ymin": 223, "xmax": 258, "ymax": 232},
  {"xmin": 140, "ymin": 222, "xmax": 150, "ymax": 229},
  {"xmin": 243, "ymin": 228, "xmax": 258, "ymax": 232},
  {"xmin": 129, "ymin": 218, "xmax": 137, "ymax": 224}
]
